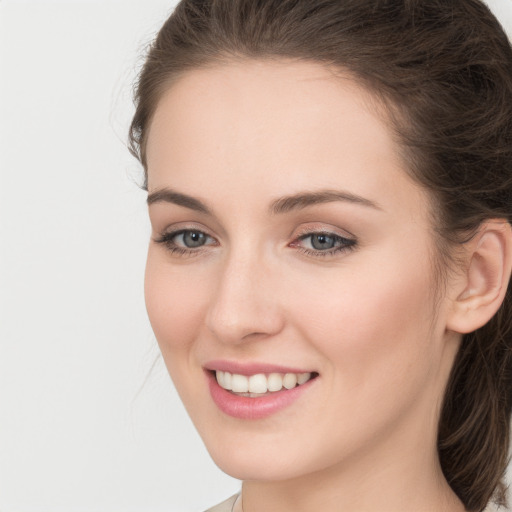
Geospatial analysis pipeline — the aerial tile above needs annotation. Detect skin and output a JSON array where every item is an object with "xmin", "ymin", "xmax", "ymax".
[{"xmin": 144, "ymin": 59, "xmax": 467, "ymax": 512}]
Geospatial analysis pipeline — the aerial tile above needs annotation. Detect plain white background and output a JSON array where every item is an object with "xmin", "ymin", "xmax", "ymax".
[{"xmin": 0, "ymin": 1, "xmax": 511, "ymax": 511}]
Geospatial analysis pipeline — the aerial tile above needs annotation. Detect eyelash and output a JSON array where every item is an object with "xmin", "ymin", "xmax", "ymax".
[
  {"xmin": 153, "ymin": 229, "xmax": 216, "ymax": 257},
  {"xmin": 292, "ymin": 231, "xmax": 357, "ymax": 257},
  {"xmin": 154, "ymin": 229, "xmax": 357, "ymax": 258}
]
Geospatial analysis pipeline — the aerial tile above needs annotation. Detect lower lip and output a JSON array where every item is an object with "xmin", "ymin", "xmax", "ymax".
[{"xmin": 206, "ymin": 371, "xmax": 316, "ymax": 420}]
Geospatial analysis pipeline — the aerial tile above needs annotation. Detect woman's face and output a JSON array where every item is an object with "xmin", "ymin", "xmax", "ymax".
[{"xmin": 144, "ymin": 60, "xmax": 461, "ymax": 481}]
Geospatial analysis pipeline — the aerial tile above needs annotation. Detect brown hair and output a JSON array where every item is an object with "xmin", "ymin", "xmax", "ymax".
[{"xmin": 129, "ymin": 1, "xmax": 512, "ymax": 510}]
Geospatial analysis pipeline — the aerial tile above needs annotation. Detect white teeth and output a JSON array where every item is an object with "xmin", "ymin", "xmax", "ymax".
[
  {"xmin": 267, "ymin": 373, "xmax": 283, "ymax": 392},
  {"xmin": 216, "ymin": 370, "xmax": 225, "ymax": 388},
  {"xmin": 231, "ymin": 373, "xmax": 249, "ymax": 393},
  {"xmin": 216, "ymin": 370, "xmax": 313, "ymax": 394},
  {"xmin": 283, "ymin": 373, "xmax": 298, "ymax": 389},
  {"xmin": 297, "ymin": 372, "xmax": 310, "ymax": 385},
  {"xmin": 223, "ymin": 371, "xmax": 232, "ymax": 390},
  {"xmin": 249, "ymin": 374, "xmax": 267, "ymax": 394}
]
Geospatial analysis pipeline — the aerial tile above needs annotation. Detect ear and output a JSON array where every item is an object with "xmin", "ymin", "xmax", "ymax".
[{"xmin": 446, "ymin": 220, "xmax": 512, "ymax": 334}]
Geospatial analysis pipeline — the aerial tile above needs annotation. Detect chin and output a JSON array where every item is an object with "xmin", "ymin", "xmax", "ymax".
[
  {"xmin": 212, "ymin": 452, "xmax": 300, "ymax": 482},
  {"xmin": 200, "ymin": 426, "xmax": 340, "ymax": 483}
]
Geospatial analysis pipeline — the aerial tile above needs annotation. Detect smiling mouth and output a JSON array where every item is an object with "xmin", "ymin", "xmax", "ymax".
[{"xmin": 213, "ymin": 370, "xmax": 319, "ymax": 397}]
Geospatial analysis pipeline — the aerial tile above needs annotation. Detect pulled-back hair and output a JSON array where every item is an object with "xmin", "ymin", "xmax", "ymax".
[{"xmin": 129, "ymin": 1, "xmax": 512, "ymax": 510}]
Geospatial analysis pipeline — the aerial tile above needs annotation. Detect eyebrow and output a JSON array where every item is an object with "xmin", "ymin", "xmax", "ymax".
[
  {"xmin": 147, "ymin": 188, "xmax": 211, "ymax": 214},
  {"xmin": 147, "ymin": 187, "xmax": 381, "ymax": 214},
  {"xmin": 270, "ymin": 189, "xmax": 381, "ymax": 214}
]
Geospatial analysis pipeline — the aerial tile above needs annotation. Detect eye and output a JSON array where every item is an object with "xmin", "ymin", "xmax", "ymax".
[
  {"xmin": 291, "ymin": 231, "xmax": 357, "ymax": 257},
  {"xmin": 154, "ymin": 228, "xmax": 217, "ymax": 255},
  {"xmin": 176, "ymin": 230, "xmax": 208, "ymax": 248},
  {"xmin": 308, "ymin": 233, "xmax": 338, "ymax": 250}
]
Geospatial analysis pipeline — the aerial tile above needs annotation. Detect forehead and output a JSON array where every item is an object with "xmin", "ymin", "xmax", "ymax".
[
  {"xmin": 146, "ymin": 60, "xmax": 387, "ymax": 174},
  {"xmin": 145, "ymin": 59, "xmax": 427, "ymax": 221}
]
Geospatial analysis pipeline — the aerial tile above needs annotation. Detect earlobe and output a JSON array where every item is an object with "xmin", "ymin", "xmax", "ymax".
[{"xmin": 447, "ymin": 220, "xmax": 512, "ymax": 334}]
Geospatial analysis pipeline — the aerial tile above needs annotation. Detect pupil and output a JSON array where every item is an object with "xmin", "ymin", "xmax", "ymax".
[
  {"xmin": 312, "ymin": 234, "xmax": 335, "ymax": 250},
  {"xmin": 184, "ymin": 231, "xmax": 206, "ymax": 247}
]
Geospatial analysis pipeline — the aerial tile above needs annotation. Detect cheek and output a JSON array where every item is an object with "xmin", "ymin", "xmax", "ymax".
[
  {"xmin": 288, "ymin": 246, "xmax": 438, "ymax": 390},
  {"xmin": 280, "ymin": 248, "xmax": 442, "ymax": 457},
  {"xmin": 144, "ymin": 248, "xmax": 210, "ymax": 356}
]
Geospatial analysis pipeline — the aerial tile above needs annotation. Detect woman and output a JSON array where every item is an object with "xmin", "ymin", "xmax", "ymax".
[{"xmin": 129, "ymin": 1, "xmax": 512, "ymax": 511}]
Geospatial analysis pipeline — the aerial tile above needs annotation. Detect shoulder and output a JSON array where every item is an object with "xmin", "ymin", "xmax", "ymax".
[
  {"xmin": 483, "ymin": 503, "xmax": 510, "ymax": 512},
  {"xmin": 203, "ymin": 494, "xmax": 239, "ymax": 512}
]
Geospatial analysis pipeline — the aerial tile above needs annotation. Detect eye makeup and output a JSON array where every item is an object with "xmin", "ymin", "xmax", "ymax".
[{"xmin": 154, "ymin": 227, "xmax": 357, "ymax": 259}]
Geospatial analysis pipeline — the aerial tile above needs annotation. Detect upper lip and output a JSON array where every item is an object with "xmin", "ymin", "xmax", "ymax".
[{"xmin": 203, "ymin": 360, "xmax": 316, "ymax": 376}]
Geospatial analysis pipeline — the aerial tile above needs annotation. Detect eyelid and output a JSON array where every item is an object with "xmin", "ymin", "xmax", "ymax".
[
  {"xmin": 153, "ymin": 222, "xmax": 357, "ymax": 258},
  {"xmin": 291, "ymin": 223, "xmax": 356, "ymax": 240},
  {"xmin": 288, "ymin": 224, "xmax": 358, "ymax": 257},
  {"xmin": 169, "ymin": 229, "xmax": 216, "ymax": 245},
  {"xmin": 153, "ymin": 224, "xmax": 219, "ymax": 257},
  {"xmin": 155, "ymin": 221, "xmax": 216, "ymax": 239}
]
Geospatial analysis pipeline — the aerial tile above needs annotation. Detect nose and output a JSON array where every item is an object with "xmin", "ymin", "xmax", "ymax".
[{"xmin": 205, "ymin": 249, "xmax": 285, "ymax": 345}]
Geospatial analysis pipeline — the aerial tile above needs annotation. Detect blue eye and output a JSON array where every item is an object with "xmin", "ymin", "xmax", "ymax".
[
  {"xmin": 295, "ymin": 232, "xmax": 356, "ymax": 256},
  {"xmin": 177, "ymin": 230, "xmax": 208, "ymax": 248},
  {"xmin": 309, "ymin": 233, "xmax": 337, "ymax": 250},
  {"xmin": 154, "ymin": 229, "xmax": 215, "ymax": 255}
]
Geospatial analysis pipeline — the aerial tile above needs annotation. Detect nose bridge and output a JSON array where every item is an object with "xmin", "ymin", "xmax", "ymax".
[{"xmin": 205, "ymin": 242, "xmax": 283, "ymax": 344}]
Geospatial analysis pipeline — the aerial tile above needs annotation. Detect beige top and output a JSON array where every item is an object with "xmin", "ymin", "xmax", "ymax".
[
  {"xmin": 204, "ymin": 494, "xmax": 504, "ymax": 512},
  {"xmin": 204, "ymin": 494, "xmax": 239, "ymax": 512}
]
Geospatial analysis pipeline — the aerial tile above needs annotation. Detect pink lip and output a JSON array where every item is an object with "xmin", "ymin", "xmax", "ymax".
[
  {"xmin": 204, "ymin": 360, "xmax": 312, "ymax": 376},
  {"xmin": 204, "ymin": 363, "xmax": 318, "ymax": 420}
]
